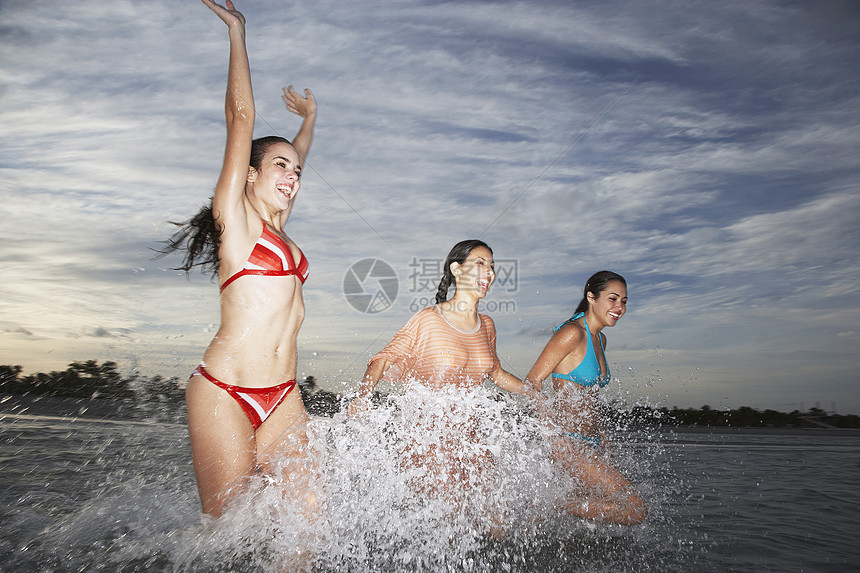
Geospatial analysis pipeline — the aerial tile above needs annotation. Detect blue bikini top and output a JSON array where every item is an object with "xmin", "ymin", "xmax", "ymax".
[{"xmin": 550, "ymin": 313, "xmax": 610, "ymax": 388}]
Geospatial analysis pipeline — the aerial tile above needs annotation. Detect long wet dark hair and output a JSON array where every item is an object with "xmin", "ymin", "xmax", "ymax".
[
  {"xmin": 156, "ymin": 136, "xmax": 294, "ymax": 277},
  {"xmin": 434, "ymin": 239, "xmax": 493, "ymax": 304},
  {"xmin": 574, "ymin": 270, "xmax": 627, "ymax": 315}
]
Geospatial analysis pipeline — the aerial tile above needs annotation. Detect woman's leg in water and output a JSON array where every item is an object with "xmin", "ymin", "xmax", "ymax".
[
  {"xmin": 255, "ymin": 391, "xmax": 320, "ymax": 519},
  {"xmin": 186, "ymin": 374, "xmax": 256, "ymax": 517},
  {"xmin": 551, "ymin": 436, "xmax": 647, "ymax": 525}
]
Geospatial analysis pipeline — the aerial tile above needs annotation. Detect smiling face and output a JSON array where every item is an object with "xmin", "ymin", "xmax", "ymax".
[
  {"xmin": 452, "ymin": 246, "xmax": 496, "ymax": 299},
  {"xmin": 247, "ymin": 141, "xmax": 302, "ymax": 211},
  {"xmin": 587, "ymin": 280, "xmax": 628, "ymax": 327}
]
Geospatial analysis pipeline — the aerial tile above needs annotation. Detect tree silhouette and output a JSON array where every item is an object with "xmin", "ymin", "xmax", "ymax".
[{"xmin": 1, "ymin": 361, "xmax": 858, "ymax": 426}]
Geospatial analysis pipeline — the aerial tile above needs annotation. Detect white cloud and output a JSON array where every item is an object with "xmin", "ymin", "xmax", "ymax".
[{"xmin": 1, "ymin": 0, "xmax": 859, "ymax": 412}]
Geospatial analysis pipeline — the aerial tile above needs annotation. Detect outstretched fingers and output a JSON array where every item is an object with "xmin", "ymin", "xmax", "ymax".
[
  {"xmin": 201, "ymin": 0, "xmax": 246, "ymax": 27},
  {"xmin": 282, "ymin": 85, "xmax": 316, "ymax": 118}
]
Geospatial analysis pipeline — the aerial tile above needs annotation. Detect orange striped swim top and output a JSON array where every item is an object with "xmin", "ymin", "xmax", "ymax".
[{"xmin": 370, "ymin": 305, "xmax": 500, "ymax": 388}]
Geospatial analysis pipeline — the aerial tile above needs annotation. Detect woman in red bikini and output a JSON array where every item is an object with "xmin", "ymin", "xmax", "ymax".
[{"xmin": 163, "ymin": 0, "xmax": 317, "ymax": 516}]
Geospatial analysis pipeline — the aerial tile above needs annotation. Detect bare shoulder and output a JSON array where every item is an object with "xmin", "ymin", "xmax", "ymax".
[
  {"xmin": 544, "ymin": 321, "xmax": 585, "ymax": 356},
  {"xmin": 554, "ymin": 320, "xmax": 586, "ymax": 343}
]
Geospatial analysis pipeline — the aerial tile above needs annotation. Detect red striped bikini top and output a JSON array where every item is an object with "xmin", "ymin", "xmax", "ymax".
[{"xmin": 220, "ymin": 220, "xmax": 309, "ymax": 292}]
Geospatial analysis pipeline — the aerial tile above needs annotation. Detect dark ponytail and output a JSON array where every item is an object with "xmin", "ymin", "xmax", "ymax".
[
  {"xmin": 435, "ymin": 239, "xmax": 493, "ymax": 304},
  {"xmin": 155, "ymin": 201, "xmax": 222, "ymax": 277},
  {"xmin": 154, "ymin": 136, "xmax": 294, "ymax": 277},
  {"xmin": 574, "ymin": 270, "xmax": 626, "ymax": 314}
]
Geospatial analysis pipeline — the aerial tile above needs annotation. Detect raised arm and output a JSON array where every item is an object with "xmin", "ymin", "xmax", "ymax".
[
  {"xmin": 203, "ymin": 0, "xmax": 255, "ymax": 228},
  {"xmin": 282, "ymin": 85, "xmax": 317, "ymax": 165}
]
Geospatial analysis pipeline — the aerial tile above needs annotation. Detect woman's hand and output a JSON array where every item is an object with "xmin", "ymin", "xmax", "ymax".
[
  {"xmin": 521, "ymin": 378, "xmax": 546, "ymax": 404},
  {"xmin": 201, "ymin": 0, "xmax": 246, "ymax": 28},
  {"xmin": 347, "ymin": 395, "xmax": 373, "ymax": 418},
  {"xmin": 282, "ymin": 86, "xmax": 317, "ymax": 119}
]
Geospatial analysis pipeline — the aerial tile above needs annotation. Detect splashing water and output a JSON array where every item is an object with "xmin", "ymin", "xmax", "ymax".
[
  {"xmin": 1, "ymin": 385, "xmax": 683, "ymax": 572},
  {"xmin": 313, "ymin": 384, "xmax": 564, "ymax": 571}
]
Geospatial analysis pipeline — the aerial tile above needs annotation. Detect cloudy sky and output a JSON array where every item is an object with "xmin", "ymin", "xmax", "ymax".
[{"xmin": 2, "ymin": 0, "xmax": 858, "ymax": 413}]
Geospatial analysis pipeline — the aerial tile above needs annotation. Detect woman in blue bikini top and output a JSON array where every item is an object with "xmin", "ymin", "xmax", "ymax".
[
  {"xmin": 549, "ymin": 312, "xmax": 611, "ymax": 388},
  {"xmin": 523, "ymin": 271, "xmax": 646, "ymax": 525},
  {"xmin": 525, "ymin": 270, "xmax": 626, "ymax": 399}
]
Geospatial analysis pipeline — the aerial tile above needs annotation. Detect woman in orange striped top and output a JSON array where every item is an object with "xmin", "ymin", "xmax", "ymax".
[
  {"xmin": 348, "ymin": 240, "xmax": 534, "ymax": 506},
  {"xmin": 350, "ymin": 240, "xmax": 531, "ymax": 407}
]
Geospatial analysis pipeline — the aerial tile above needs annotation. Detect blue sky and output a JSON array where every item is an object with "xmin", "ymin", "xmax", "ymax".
[{"xmin": 1, "ymin": 0, "xmax": 858, "ymax": 413}]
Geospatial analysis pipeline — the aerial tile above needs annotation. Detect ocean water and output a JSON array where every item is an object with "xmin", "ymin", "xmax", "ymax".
[{"xmin": 1, "ymin": 394, "xmax": 858, "ymax": 572}]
